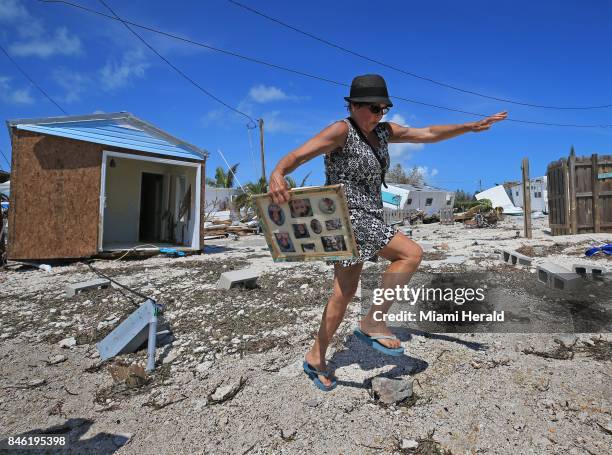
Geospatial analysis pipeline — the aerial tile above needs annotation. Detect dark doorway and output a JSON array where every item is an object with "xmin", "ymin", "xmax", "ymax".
[{"xmin": 139, "ymin": 173, "xmax": 164, "ymax": 242}]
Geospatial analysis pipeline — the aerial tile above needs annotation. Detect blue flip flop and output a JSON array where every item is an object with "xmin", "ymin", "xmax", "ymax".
[
  {"xmin": 303, "ymin": 361, "xmax": 337, "ymax": 392},
  {"xmin": 353, "ymin": 328, "xmax": 405, "ymax": 356}
]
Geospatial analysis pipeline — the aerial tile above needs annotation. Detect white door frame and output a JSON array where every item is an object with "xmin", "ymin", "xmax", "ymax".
[{"xmin": 99, "ymin": 150, "xmax": 202, "ymax": 251}]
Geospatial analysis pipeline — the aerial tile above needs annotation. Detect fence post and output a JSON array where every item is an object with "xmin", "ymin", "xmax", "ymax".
[
  {"xmin": 568, "ymin": 151, "xmax": 578, "ymax": 234},
  {"xmin": 521, "ymin": 157, "xmax": 532, "ymax": 239},
  {"xmin": 591, "ymin": 153, "xmax": 601, "ymax": 233}
]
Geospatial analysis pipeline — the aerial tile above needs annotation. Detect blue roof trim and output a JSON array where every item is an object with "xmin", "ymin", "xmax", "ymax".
[{"xmin": 14, "ymin": 118, "xmax": 205, "ymax": 161}]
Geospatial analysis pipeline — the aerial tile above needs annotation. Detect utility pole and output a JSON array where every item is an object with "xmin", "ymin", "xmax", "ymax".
[
  {"xmin": 258, "ymin": 119, "xmax": 266, "ymax": 185},
  {"xmin": 478, "ymin": 179, "xmax": 482, "ymax": 192}
]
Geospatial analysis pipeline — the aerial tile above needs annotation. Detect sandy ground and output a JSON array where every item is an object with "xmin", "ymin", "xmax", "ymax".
[{"xmin": 0, "ymin": 217, "xmax": 610, "ymax": 454}]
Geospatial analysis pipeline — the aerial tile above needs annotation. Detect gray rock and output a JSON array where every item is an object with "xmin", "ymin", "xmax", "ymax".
[
  {"xmin": 196, "ymin": 361, "xmax": 214, "ymax": 373},
  {"xmin": 27, "ymin": 379, "xmax": 46, "ymax": 388},
  {"xmin": 162, "ymin": 351, "xmax": 179, "ymax": 364},
  {"xmin": 554, "ymin": 334, "xmax": 578, "ymax": 348},
  {"xmin": 193, "ymin": 398, "xmax": 208, "ymax": 410},
  {"xmin": 305, "ymin": 398, "xmax": 320, "ymax": 408},
  {"xmin": 210, "ymin": 378, "xmax": 244, "ymax": 402},
  {"xmin": 371, "ymin": 377, "xmax": 413, "ymax": 404},
  {"xmin": 280, "ymin": 426, "xmax": 297, "ymax": 440},
  {"xmin": 48, "ymin": 354, "xmax": 67, "ymax": 365},
  {"xmin": 400, "ymin": 439, "xmax": 419, "ymax": 450},
  {"xmin": 59, "ymin": 337, "xmax": 76, "ymax": 349}
]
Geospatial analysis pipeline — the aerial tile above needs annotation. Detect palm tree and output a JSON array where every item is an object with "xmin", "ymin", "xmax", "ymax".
[
  {"xmin": 285, "ymin": 171, "xmax": 311, "ymax": 189},
  {"xmin": 206, "ymin": 163, "xmax": 239, "ymax": 188},
  {"xmin": 234, "ymin": 177, "xmax": 268, "ymax": 215}
]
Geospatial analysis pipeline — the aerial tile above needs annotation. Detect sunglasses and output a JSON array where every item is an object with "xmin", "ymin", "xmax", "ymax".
[{"xmin": 366, "ymin": 104, "xmax": 391, "ymax": 115}]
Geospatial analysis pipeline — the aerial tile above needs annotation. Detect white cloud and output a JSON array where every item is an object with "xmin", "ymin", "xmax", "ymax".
[
  {"xmin": 248, "ymin": 84, "xmax": 306, "ymax": 103},
  {"xmin": 0, "ymin": 0, "xmax": 27, "ymax": 22},
  {"xmin": 0, "ymin": 75, "xmax": 34, "ymax": 104},
  {"xmin": 388, "ymin": 142, "xmax": 424, "ymax": 162},
  {"xmin": 415, "ymin": 166, "xmax": 438, "ymax": 180},
  {"xmin": 9, "ymin": 27, "xmax": 82, "ymax": 58},
  {"xmin": 383, "ymin": 111, "xmax": 425, "ymax": 160},
  {"xmin": 385, "ymin": 113, "xmax": 408, "ymax": 125},
  {"xmin": 262, "ymin": 110, "xmax": 298, "ymax": 133},
  {"xmin": 99, "ymin": 49, "xmax": 149, "ymax": 91},
  {"xmin": 11, "ymin": 88, "xmax": 33, "ymax": 104},
  {"xmin": 52, "ymin": 68, "xmax": 88, "ymax": 103},
  {"xmin": 16, "ymin": 19, "xmax": 44, "ymax": 39}
]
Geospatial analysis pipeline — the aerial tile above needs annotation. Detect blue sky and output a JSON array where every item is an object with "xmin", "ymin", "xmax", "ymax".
[{"xmin": 1, "ymin": 0, "xmax": 611, "ymax": 192}]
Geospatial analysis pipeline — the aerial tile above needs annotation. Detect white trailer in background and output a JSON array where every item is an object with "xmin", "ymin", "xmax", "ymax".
[
  {"xmin": 475, "ymin": 185, "xmax": 523, "ymax": 215},
  {"xmin": 508, "ymin": 176, "xmax": 548, "ymax": 213},
  {"xmin": 382, "ymin": 183, "xmax": 455, "ymax": 216}
]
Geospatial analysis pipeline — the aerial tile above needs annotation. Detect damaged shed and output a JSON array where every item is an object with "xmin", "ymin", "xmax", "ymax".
[{"xmin": 6, "ymin": 112, "xmax": 208, "ymax": 260}]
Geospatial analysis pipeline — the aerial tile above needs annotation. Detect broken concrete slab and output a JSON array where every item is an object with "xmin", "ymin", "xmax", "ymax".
[
  {"xmin": 65, "ymin": 278, "xmax": 110, "ymax": 297},
  {"xmin": 216, "ymin": 268, "xmax": 260, "ymax": 290},
  {"xmin": 537, "ymin": 263, "xmax": 583, "ymax": 291}
]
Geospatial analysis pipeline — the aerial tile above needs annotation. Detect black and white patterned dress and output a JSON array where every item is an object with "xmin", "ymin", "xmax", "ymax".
[{"xmin": 325, "ymin": 118, "xmax": 397, "ymax": 267}]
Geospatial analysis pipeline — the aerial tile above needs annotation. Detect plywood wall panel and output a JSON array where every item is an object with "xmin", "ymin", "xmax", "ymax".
[{"xmin": 8, "ymin": 131, "xmax": 102, "ymax": 259}]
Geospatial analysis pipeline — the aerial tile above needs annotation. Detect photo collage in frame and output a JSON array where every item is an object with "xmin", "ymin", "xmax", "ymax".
[{"xmin": 254, "ymin": 184, "xmax": 359, "ymax": 262}]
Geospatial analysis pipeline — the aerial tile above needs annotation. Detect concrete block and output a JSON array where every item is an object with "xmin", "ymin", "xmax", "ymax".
[
  {"xmin": 536, "ymin": 263, "xmax": 583, "ymax": 291},
  {"xmin": 502, "ymin": 249, "xmax": 533, "ymax": 267},
  {"xmin": 572, "ymin": 264, "xmax": 610, "ymax": 281},
  {"xmin": 419, "ymin": 242, "xmax": 434, "ymax": 252},
  {"xmin": 216, "ymin": 268, "xmax": 260, "ymax": 290},
  {"xmin": 66, "ymin": 278, "xmax": 111, "ymax": 297},
  {"xmin": 96, "ymin": 299, "xmax": 161, "ymax": 361}
]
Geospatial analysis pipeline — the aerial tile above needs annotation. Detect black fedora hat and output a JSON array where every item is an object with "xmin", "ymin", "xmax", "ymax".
[{"xmin": 344, "ymin": 74, "xmax": 393, "ymax": 107}]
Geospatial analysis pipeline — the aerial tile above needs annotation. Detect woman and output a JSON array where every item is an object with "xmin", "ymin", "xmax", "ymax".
[{"xmin": 269, "ymin": 74, "xmax": 507, "ymax": 391}]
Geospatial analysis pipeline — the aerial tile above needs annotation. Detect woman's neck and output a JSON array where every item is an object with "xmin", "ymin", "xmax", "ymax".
[{"xmin": 349, "ymin": 115, "xmax": 375, "ymax": 134}]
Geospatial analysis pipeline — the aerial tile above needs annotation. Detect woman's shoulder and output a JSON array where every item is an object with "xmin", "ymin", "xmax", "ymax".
[
  {"xmin": 376, "ymin": 121, "xmax": 392, "ymax": 138},
  {"xmin": 322, "ymin": 120, "xmax": 350, "ymax": 156},
  {"xmin": 330, "ymin": 119, "xmax": 350, "ymax": 134},
  {"xmin": 323, "ymin": 120, "xmax": 350, "ymax": 142}
]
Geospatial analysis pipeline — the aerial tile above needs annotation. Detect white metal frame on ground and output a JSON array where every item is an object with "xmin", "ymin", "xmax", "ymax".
[{"xmin": 98, "ymin": 150, "xmax": 201, "ymax": 252}]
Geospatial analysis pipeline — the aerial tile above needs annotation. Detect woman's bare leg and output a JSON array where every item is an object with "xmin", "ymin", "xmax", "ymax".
[
  {"xmin": 359, "ymin": 232, "xmax": 423, "ymax": 349},
  {"xmin": 305, "ymin": 262, "xmax": 363, "ymax": 387}
]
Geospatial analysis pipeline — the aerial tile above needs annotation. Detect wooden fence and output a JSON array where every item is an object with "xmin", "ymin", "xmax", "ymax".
[
  {"xmin": 383, "ymin": 208, "xmax": 414, "ymax": 224},
  {"xmin": 439, "ymin": 207, "xmax": 454, "ymax": 225},
  {"xmin": 547, "ymin": 152, "xmax": 612, "ymax": 235}
]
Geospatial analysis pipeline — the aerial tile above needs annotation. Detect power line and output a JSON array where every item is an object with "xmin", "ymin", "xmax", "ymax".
[
  {"xmin": 0, "ymin": 146, "xmax": 10, "ymax": 170},
  {"xmin": 40, "ymin": 0, "xmax": 612, "ymax": 128},
  {"xmin": 0, "ymin": 43, "xmax": 68, "ymax": 115},
  {"xmin": 96, "ymin": 0, "xmax": 256, "ymax": 126},
  {"xmin": 227, "ymin": 0, "xmax": 612, "ymax": 111}
]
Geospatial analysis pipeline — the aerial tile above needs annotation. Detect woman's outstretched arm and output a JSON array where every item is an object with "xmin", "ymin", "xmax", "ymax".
[{"xmin": 387, "ymin": 111, "xmax": 508, "ymax": 144}]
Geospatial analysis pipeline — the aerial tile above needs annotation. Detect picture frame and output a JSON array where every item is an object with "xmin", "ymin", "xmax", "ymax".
[{"xmin": 253, "ymin": 184, "xmax": 359, "ymax": 262}]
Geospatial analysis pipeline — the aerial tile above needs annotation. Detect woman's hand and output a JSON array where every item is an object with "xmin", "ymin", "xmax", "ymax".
[
  {"xmin": 467, "ymin": 111, "xmax": 508, "ymax": 132},
  {"xmin": 269, "ymin": 171, "xmax": 290, "ymax": 205}
]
